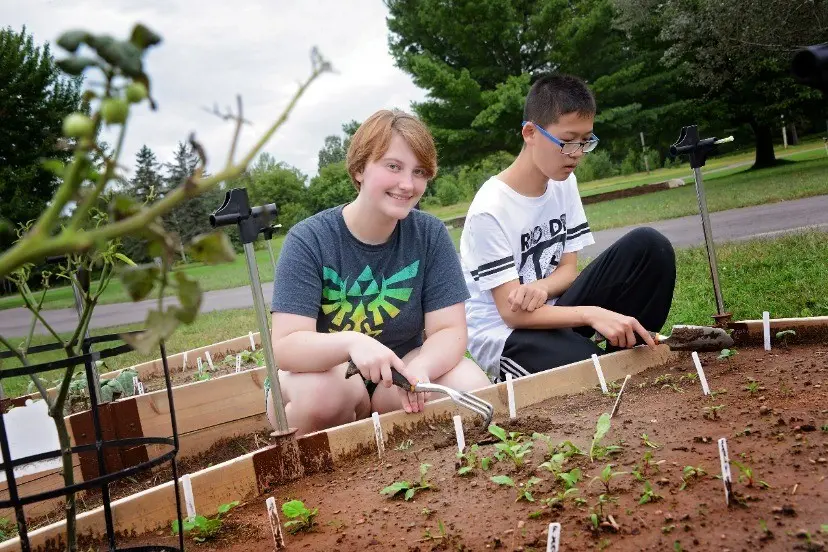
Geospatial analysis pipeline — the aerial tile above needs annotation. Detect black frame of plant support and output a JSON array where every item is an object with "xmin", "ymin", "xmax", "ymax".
[{"xmin": 0, "ymin": 332, "xmax": 185, "ymax": 552}]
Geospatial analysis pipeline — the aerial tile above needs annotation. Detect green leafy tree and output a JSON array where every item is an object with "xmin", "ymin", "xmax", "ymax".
[
  {"xmin": 317, "ymin": 119, "xmax": 360, "ymax": 170},
  {"xmin": 613, "ymin": 0, "xmax": 827, "ymax": 168},
  {"xmin": 386, "ymin": 0, "xmax": 570, "ymax": 166},
  {"xmin": 0, "ymin": 26, "xmax": 81, "ymax": 251},
  {"xmin": 130, "ymin": 145, "xmax": 162, "ymax": 203},
  {"xmin": 245, "ymin": 153, "xmax": 309, "ymax": 230},
  {"xmin": 305, "ymin": 161, "xmax": 355, "ymax": 214}
]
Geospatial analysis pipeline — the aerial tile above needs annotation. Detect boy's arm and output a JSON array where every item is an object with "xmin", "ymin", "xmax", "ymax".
[
  {"xmin": 505, "ymin": 252, "xmax": 578, "ymax": 312},
  {"xmin": 490, "ymin": 283, "xmax": 656, "ymax": 349}
]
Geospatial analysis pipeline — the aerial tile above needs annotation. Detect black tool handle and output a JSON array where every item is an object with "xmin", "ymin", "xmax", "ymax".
[{"xmin": 344, "ymin": 360, "xmax": 414, "ymax": 392}]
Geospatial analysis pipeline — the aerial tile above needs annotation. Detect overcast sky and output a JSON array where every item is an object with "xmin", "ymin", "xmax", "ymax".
[{"xmin": 4, "ymin": 0, "xmax": 428, "ymax": 179}]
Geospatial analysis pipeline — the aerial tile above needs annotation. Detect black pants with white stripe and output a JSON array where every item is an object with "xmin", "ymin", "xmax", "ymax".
[{"xmin": 499, "ymin": 227, "xmax": 676, "ymax": 380}]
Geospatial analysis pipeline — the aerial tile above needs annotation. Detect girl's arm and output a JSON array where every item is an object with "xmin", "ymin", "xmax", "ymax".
[{"xmin": 271, "ymin": 312, "xmax": 408, "ymax": 384}]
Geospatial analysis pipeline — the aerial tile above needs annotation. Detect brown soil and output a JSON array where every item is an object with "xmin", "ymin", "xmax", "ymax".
[{"xmin": 42, "ymin": 343, "xmax": 828, "ymax": 550}]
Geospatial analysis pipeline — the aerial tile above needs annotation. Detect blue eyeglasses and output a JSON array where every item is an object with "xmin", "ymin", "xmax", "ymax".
[{"xmin": 522, "ymin": 121, "xmax": 599, "ymax": 155}]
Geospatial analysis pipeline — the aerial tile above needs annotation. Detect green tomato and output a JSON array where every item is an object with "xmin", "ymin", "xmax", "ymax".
[
  {"xmin": 62, "ymin": 113, "xmax": 95, "ymax": 138},
  {"xmin": 125, "ymin": 82, "xmax": 148, "ymax": 103},
  {"xmin": 101, "ymin": 98, "xmax": 129, "ymax": 124}
]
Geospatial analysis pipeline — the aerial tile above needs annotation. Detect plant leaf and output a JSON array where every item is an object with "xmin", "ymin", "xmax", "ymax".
[
  {"xmin": 380, "ymin": 481, "xmax": 411, "ymax": 497},
  {"xmin": 114, "ymin": 252, "xmax": 136, "ymax": 266},
  {"xmin": 488, "ymin": 424, "xmax": 507, "ymax": 442},
  {"xmin": 130, "ymin": 23, "xmax": 162, "ymax": 50},
  {"xmin": 404, "ymin": 488, "xmax": 416, "ymax": 501},
  {"xmin": 458, "ymin": 466, "xmax": 473, "ymax": 475},
  {"xmin": 490, "ymin": 475, "xmax": 515, "ymax": 486},
  {"xmin": 120, "ymin": 264, "xmax": 159, "ymax": 301},
  {"xmin": 281, "ymin": 500, "xmax": 306, "ymax": 518},
  {"xmin": 188, "ymin": 232, "xmax": 236, "ymax": 264},
  {"xmin": 56, "ymin": 56, "xmax": 99, "ymax": 76},
  {"xmin": 56, "ymin": 30, "xmax": 91, "ymax": 53},
  {"xmin": 173, "ymin": 272, "xmax": 202, "ymax": 323}
]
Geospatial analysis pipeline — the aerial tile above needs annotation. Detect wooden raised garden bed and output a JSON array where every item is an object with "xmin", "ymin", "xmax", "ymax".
[{"xmin": 4, "ymin": 316, "xmax": 827, "ymax": 551}]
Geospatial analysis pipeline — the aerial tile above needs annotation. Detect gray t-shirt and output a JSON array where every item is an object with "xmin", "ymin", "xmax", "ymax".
[{"xmin": 271, "ymin": 205, "xmax": 470, "ymax": 358}]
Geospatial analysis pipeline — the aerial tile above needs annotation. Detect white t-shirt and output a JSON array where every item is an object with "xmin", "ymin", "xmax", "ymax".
[{"xmin": 459, "ymin": 175, "xmax": 595, "ymax": 378}]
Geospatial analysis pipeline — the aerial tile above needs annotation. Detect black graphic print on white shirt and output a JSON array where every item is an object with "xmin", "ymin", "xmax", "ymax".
[{"xmin": 517, "ymin": 215, "xmax": 591, "ymax": 284}]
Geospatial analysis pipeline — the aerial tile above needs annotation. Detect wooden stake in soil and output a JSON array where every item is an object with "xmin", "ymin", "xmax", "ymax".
[
  {"xmin": 235, "ymin": 354, "xmax": 242, "ymax": 373},
  {"xmin": 610, "ymin": 375, "xmax": 631, "ymax": 418},
  {"xmin": 183, "ymin": 351, "xmax": 188, "ymax": 373},
  {"xmin": 371, "ymin": 411, "xmax": 385, "ymax": 460},
  {"xmin": 137, "ymin": 382, "xmax": 144, "ymax": 395},
  {"xmin": 505, "ymin": 373, "xmax": 517, "ymax": 419},
  {"xmin": 265, "ymin": 496, "xmax": 285, "ymax": 550},
  {"xmin": 181, "ymin": 474, "xmax": 197, "ymax": 520},
  {"xmin": 763, "ymin": 311, "xmax": 771, "ymax": 351},
  {"xmin": 546, "ymin": 522, "xmax": 561, "ymax": 552},
  {"xmin": 197, "ymin": 357, "xmax": 203, "ymax": 376},
  {"xmin": 691, "ymin": 352, "xmax": 711, "ymax": 395},
  {"xmin": 591, "ymin": 354, "xmax": 608, "ymax": 393},
  {"xmin": 132, "ymin": 376, "xmax": 139, "ymax": 396},
  {"xmin": 249, "ymin": 331, "xmax": 256, "ymax": 350},
  {"xmin": 205, "ymin": 350, "xmax": 214, "ymax": 371},
  {"xmin": 453, "ymin": 415, "xmax": 465, "ymax": 453},
  {"xmin": 718, "ymin": 437, "xmax": 733, "ymax": 506}
]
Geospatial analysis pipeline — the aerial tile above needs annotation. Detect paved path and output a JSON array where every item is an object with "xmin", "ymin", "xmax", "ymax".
[{"xmin": 3, "ymin": 195, "xmax": 828, "ymax": 337}]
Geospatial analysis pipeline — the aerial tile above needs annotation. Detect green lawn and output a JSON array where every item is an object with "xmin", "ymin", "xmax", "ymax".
[
  {"xmin": 4, "ymin": 230, "xmax": 826, "ymax": 398},
  {"xmin": 426, "ymin": 138, "xmax": 827, "ymax": 221},
  {"xmin": 584, "ymin": 156, "xmax": 828, "ymax": 232},
  {"xmin": 0, "ymin": 239, "xmax": 285, "ymax": 311}
]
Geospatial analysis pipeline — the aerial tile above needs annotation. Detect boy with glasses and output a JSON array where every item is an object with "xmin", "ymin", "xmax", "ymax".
[{"xmin": 460, "ymin": 74, "xmax": 676, "ymax": 382}]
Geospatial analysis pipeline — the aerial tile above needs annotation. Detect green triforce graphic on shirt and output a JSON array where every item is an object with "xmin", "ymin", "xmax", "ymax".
[{"xmin": 321, "ymin": 261, "xmax": 419, "ymax": 336}]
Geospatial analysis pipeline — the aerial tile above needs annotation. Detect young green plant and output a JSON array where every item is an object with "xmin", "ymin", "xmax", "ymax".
[
  {"xmin": 381, "ymin": 463, "xmax": 434, "ymax": 501},
  {"xmin": 171, "ymin": 501, "xmax": 239, "ymax": 542},
  {"xmin": 281, "ymin": 499, "xmax": 318, "ymax": 534},
  {"xmin": 590, "ymin": 464, "xmax": 627, "ymax": 494},
  {"xmin": 590, "ymin": 413, "xmax": 621, "ymax": 462},
  {"xmin": 489, "ymin": 424, "xmax": 534, "ymax": 468},
  {"xmin": 490, "ymin": 475, "xmax": 542, "ymax": 502}
]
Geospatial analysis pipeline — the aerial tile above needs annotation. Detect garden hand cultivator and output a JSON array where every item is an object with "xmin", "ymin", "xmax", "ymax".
[{"xmin": 345, "ymin": 361, "xmax": 494, "ymax": 427}]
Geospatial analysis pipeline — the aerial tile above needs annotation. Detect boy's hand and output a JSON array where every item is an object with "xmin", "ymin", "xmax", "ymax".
[
  {"xmin": 583, "ymin": 307, "xmax": 656, "ymax": 349},
  {"xmin": 508, "ymin": 282, "xmax": 548, "ymax": 312},
  {"xmin": 347, "ymin": 333, "xmax": 406, "ymax": 387},
  {"xmin": 396, "ymin": 360, "xmax": 430, "ymax": 413}
]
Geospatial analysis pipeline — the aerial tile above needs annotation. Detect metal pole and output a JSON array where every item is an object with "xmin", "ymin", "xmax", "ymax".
[
  {"xmin": 242, "ymin": 242, "xmax": 289, "ymax": 433},
  {"xmin": 691, "ymin": 167, "xmax": 726, "ymax": 316},
  {"xmin": 265, "ymin": 239, "xmax": 277, "ymax": 274},
  {"xmin": 640, "ymin": 131, "xmax": 650, "ymax": 174},
  {"xmin": 781, "ymin": 115, "xmax": 788, "ymax": 149}
]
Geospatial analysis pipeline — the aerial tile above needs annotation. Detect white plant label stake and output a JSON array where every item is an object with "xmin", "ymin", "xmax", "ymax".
[
  {"xmin": 372, "ymin": 411, "xmax": 385, "ymax": 460},
  {"xmin": 205, "ymin": 351, "xmax": 214, "ymax": 371},
  {"xmin": 182, "ymin": 351, "xmax": 188, "ymax": 373},
  {"xmin": 592, "ymin": 354, "xmax": 608, "ymax": 394},
  {"xmin": 718, "ymin": 437, "xmax": 733, "ymax": 505},
  {"xmin": 453, "ymin": 415, "xmax": 465, "ymax": 453},
  {"xmin": 610, "ymin": 374, "xmax": 631, "ymax": 418},
  {"xmin": 505, "ymin": 373, "xmax": 517, "ymax": 419},
  {"xmin": 132, "ymin": 376, "xmax": 139, "ymax": 396},
  {"xmin": 181, "ymin": 474, "xmax": 196, "ymax": 521},
  {"xmin": 235, "ymin": 354, "xmax": 242, "ymax": 373},
  {"xmin": 762, "ymin": 311, "xmax": 771, "ymax": 351},
  {"xmin": 137, "ymin": 382, "xmax": 144, "ymax": 395},
  {"xmin": 691, "ymin": 352, "xmax": 711, "ymax": 395},
  {"xmin": 197, "ymin": 357, "xmax": 203, "ymax": 375},
  {"xmin": 249, "ymin": 331, "xmax": 256, "ymax": 351},
  {"xmin": 265, "ymin": 496, "xmax": 285, "ymax": 550},
  {"xmin": 546, "ymin": 522, "xmax": 561, "ymax": 552}
]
